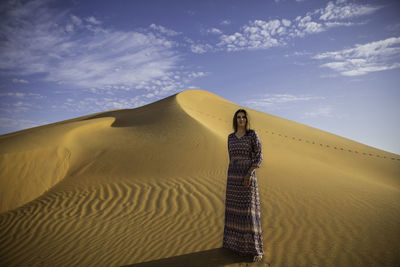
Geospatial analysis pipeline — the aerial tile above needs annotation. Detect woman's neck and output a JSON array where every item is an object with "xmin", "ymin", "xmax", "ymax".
[{"xmin": 236, "ymin": 127, "xmax": 246, "ymax": 133}]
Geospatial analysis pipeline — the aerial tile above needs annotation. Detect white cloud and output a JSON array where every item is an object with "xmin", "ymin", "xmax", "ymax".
[
  {"xmin": 0, "ymin": 117, "xmax": 49, "ymax": 131},
  {"xmin": 8, "ymin": 101, "xmax": 35, "ymax": 112},
  {"xmin": 60, "ymin": 95, "xmax": 150, "ymax": 113},
  {"xmin": 150, "ymin": 23, "xmax": 181, "ymax": 36},
  {"xmin": 191, "ymin": 44, "xmax": 213, "ymax": 54},
  {"xmin": 244, "ymin": 94, "xmax": 325, "ymax": 107},
  {"xmin": 207, "ymin": 28, "xmax": 222, "ymax": 35},
  {"xmin": 314, "ymin": 37, "xmax": 400, "ymax": 76},
  {"xmin": 302, "ymin": 106, "xmax": 335, "ymax": 118},
  {"xmin": 220, "ymin": 20, "xmax": 231, "ymax": 26},
  {"xmin": 292, "ymin": 51, "xmax": 313, "ymax": 57},
  {"xmin": 0, "ymin": 1, "xmax": 201, "ymax": 95},
  {"xmin": 57, "ymin": 72, "xmax": 203, "ymax": 113},
  {"xmin": 215, "ymin": 15, "xmax": 325, "ymax": 51},
  {"xmin": 186, "ymin": 71, "xmax": 206, "ymax": 79},
  {"xmin": 195, "ymin": 1, "xmax": 380, "ymax": 53},
  {"xmin": 324, "ymin": 21, "xmax": 365, "ymax": 28},
  {"xmin": 216, "ymin": 15, "xmax": 326, "ymax": 51},
  {"xmin": 85, "ymin": 16, "xmax": 101, "ymax": 25},
  {"xmin": 71, "ymin": 15, "xmax": 82, "ymax": 25},
  {"xmin": 294, "ymin": 15, "xmax": 324, "ymax": 37},
  {"xmin": 217, "ymin": 19, "xmax": 286, "ymax": 51},
  {"xmin": 318, "ymin": 1, "xmax": 381, "ymax": 21},
  {"xmin": 282, "ymin": 19, "xmax": 291, "ymax": 27},
  {"xmin": 0, "ymin": 90, "xmax": 46, "ymax": 117},
  {"xmin": 65, "ymin": 23, "xmax": 74, "ymax": 33},
  {"xmin": 12, "ymin": 78, "xmax": 29, "ymax": 83},
  {"xmin": 0, "ymin": 92, "xmax": 45, "ymax": 99}
]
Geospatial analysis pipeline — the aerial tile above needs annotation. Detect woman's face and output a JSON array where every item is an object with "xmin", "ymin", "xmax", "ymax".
[{"xmin": 236, "ymin": 112, "xmax": 247, "ymax": 128}]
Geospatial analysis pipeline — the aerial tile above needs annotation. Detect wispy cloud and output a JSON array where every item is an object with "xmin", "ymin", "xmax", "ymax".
[
  {"xmin": 0, "ymin": 117, "xmax": 49, "ymax": 132},
  {"xmin": 317, "ymin": 0, "xmax": 381, "ymax": 21},
  {"xmin": 207, "ymin": 28, "xmax": 222, "ymax": 35},
  {"xmin": 85, "ymin": 16, "xmax": 101, "ymax": 25},
  {"xmin": 0, "ymin": 92, "xmax": 45, "ymax": 99},
  {"xmin": 220, "ymin": 20, "xmax": 231, "ymax": 26},
  {"xmin": 0, "ymin": 100, "xmax": 37, "ymax": 114},
  {"xmin": 243, "ymin": 94, "xmax": 336, "ymax": 119},
  {"xmin": 324, "ymin": 21, "xmax": 366, "ymax": 28},
  {"xmin": 150, "ymin": 23, "xmax": 181, "ymax": 36},
  {"xmin": 301, "ymin": 106, "xmax": 335, "ymax": 118},
  {"xmin": 0, "ymin": 90, "xmax": 46, "ymax": 118},
  {"xmin": 314, "ymin": 37, "xmax": 400, "ymax": 76},
  {"xmin": 59, "ymin": 95, "xmax": 150, "ymax": 113},
  {"xmin": 12, "ymin": 78, "xmax": 29, "ymax": 84},
  {"xmin": 0, "ymin": 0, "xmax": 200, "ymax": 96},
  {"xmin": 191, "ymin": 44, "xmax": 213, "ymax": 54},
  {"xmin": 244, "ymin": 94, "xmax": 325, "ymax": 107}
]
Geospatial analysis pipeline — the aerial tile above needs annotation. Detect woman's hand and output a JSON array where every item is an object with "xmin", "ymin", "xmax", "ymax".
[{"xmin": 243, "ymin": 172, "xmax": 251, "ymax": 187}]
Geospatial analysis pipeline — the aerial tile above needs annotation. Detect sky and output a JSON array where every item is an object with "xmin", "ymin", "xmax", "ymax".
[{"xmin": 0, "ymin": 0, "xmax": 399, "ymax": 154}]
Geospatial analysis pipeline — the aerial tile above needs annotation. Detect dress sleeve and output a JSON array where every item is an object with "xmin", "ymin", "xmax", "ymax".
[
  {"xmin": 251, "ymin": 130, "xmax": 263, "ymax": 168},
  {"xmin": 227, "ymin": 135, "xmax": 231, "ymax": 162}
]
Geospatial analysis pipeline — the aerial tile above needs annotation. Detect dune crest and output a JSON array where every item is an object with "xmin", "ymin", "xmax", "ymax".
[{"xmin": 0, "ymin": 89, "xmax": 399, "ymax": 266}]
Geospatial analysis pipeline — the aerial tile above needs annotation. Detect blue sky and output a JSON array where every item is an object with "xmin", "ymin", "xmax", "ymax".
[{"xmin": 0, "ymin": 0, "xmax": 399, "ymax": 154}]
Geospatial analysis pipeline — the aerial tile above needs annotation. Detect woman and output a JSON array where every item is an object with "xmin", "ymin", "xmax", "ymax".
[{"xmin": 222, "ymin": 109, "xmax": 264, "ymax": 262}]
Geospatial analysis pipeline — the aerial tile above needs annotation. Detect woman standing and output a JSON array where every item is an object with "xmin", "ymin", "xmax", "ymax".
[{"xmin": 222, "ymin": 109, "xmax": 264, "ymax": 262}]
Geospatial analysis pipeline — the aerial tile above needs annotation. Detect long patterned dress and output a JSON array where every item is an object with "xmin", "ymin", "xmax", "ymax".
[{"xmin": 222, "ymin": 129, "xmax": 264, "ymax": 257}]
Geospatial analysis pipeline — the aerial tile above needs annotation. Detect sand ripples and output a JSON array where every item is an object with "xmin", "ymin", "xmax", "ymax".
[{"xmin": 0, "ymin": 169, "xmax": 228, "ymax": 266}]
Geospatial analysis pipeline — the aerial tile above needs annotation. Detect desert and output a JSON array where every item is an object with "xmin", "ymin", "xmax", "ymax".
[{"xmin": 0, "ymin": 89, "xmax": 399, "ymax": 266}]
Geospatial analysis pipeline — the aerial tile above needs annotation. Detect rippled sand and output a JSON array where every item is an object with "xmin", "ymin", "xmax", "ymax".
[{"xmin": 1, "ymin": 89, "xmax": 399, "ymax": 266}]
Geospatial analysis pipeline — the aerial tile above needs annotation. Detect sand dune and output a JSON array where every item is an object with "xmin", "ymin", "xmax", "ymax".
[{"xmin": 0, "ymin": 89, "xmax": 399, "ymax": 266}]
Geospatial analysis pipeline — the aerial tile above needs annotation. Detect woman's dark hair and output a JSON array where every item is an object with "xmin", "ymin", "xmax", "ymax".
[{"xmin": 233, "ymin": 109, "xmax": 251, "ymax": 133}]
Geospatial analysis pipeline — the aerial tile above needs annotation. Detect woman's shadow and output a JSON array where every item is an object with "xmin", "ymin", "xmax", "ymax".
[{"xmin": 121, "ymin": 247, "xmax": 267, "ymax": 267}]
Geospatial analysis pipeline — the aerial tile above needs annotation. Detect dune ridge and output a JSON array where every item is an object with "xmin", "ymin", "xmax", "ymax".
[{"xmin": 0, "ymin": 89, "xmax": 399, "ymax": 266}]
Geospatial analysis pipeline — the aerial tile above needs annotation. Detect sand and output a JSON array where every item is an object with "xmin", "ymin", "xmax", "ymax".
[{"xmin": 0, "ymin": 89, "xmax": 399, "ymax": 266}]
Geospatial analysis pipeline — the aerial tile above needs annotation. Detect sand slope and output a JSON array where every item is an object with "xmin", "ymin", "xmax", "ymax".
[{"xmin": 0, "ymin": 89, "xmax": 399, "ymax": 267}]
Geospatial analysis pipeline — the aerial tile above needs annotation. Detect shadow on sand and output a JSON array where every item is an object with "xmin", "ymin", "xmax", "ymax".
[{"xmin": 121, "ymin": 247, "xmax": 267, "ymax": 267}]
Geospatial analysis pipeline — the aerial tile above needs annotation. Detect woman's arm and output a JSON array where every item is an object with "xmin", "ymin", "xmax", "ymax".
[
  {"xmin": 250, "ymin": 130, "xmax": 263, "ymax": 168},
  {"xmin": 227, "ymin": 135, "xmax": 231, "ymax": 162},
  {"xmin": 243, "ymin": 130, "xmax": 263, "ymax": 186}
]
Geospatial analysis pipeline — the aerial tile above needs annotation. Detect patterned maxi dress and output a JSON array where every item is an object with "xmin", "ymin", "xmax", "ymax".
[{"xmin": 222, "ymin": 129, "xmax": 264, "ymax": 257}]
